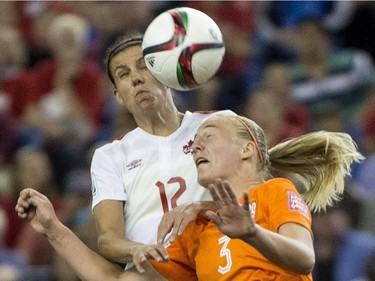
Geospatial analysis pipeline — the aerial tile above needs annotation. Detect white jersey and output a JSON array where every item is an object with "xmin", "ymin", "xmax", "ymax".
[{"xmin": 91, "ymin": 110, "xmax": 235, "ymax": 245}]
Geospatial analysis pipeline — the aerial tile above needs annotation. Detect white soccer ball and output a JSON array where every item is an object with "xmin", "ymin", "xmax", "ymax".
[{"xmin": 142, "ymin": 7, "xmax": 225, "ymax": 91}]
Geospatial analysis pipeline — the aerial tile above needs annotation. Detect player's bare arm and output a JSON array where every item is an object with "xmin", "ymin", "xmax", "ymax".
[{"xmin": 94, "ymin": 200, "xmax": 169, "ymax": 273}]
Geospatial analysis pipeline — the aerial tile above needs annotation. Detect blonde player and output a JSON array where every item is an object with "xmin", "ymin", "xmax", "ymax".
[{"xmin": 16, "ymin": 114, "xmax": 363, "ymax": 280}]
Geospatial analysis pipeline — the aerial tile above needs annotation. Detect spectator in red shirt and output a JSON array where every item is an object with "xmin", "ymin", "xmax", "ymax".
[{"xmin": 16, "ymin": 13, "xmax": 106, "ymax": 187}]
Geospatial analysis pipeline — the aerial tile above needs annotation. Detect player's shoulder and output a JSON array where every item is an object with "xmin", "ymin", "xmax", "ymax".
[
  {"xmin": 191, "ymin": 110, "xmax": 218, "ymax": 115},
  {"xmin": 189, "ymin": 110, "xmax": 237, "ymax": 122},
  {"xmin": 109, "ymin": 127, "xmax": 141, "ymax": 144},
  {"xmin": 191, "ymin": 109, "xmax": 236, "ymax": 116},
  {"xmin": 183, "ymin": 110, "xmax": 236, "ymax": 125},
  {"xmin": 263, "ymin": 178, "xmax": 296, "ymax": 191},
  {"xmin": 252, "ymin": 178, "xmax": 296, "ymax": 198},
  {"xmin": 94, "ymin": 130, "xmax": 135, "ymax": 154}
]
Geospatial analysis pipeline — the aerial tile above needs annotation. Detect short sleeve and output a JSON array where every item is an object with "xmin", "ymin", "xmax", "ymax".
[
  {"xmin": 265, "ymin": 179, "xmax": 312, "ymax": 232},
  {"xmin": 90, "ymin": 147, "xmax": 126, "ymax": 210}
]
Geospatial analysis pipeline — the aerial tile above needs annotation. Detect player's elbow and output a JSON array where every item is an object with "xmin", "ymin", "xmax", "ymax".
[
  {"xmin": 285, "ymin": 250, "xmax": 315, "ymax": 275},
  {"xmin": 97, "ymin": 234, "xmax": 115, "ymax": 258},
  {"xmin": 297, "ymin": 254, "xmax": 315, "ymax": 275}
]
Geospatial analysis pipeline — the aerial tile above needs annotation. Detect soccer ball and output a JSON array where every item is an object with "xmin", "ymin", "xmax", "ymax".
[{"xmin": 142, "ymin": 7, "xmax": 225, "ymax": 91}]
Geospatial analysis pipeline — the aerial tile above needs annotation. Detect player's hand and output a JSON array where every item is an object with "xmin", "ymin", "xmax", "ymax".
[
  {"xmin": 131, "ymin": 244, "xmax": 169, "ymax": 273},
  {"xmin": 205, "ymin": 179, "xmax": 256, "ymax": 239},
  {"xmin": 157, "ymin": 201, "xmax": 218, "ymax": 244},
  {"xmin": 15, "ymin": 188, "xmax": 60, "ymax": 237}
]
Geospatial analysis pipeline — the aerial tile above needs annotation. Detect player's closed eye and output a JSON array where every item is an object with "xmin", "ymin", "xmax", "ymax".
[{"xmin": 117, "ymin": 70, "xmax": 129, "ymax": 78}]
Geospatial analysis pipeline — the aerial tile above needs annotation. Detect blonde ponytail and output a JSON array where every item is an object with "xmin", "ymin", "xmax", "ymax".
[
  {"xmin": 269, "ymin": 131, "xmax": 364, "ymax": 212},
  {"xmin": 226, "ymin": 115, "xmax": 363, "ymax": 212}
]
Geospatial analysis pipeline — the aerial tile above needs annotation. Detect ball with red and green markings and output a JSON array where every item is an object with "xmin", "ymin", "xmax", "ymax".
[{"xmin": 142, "ymin": 7, "xmax": 225, "ymax": 91}]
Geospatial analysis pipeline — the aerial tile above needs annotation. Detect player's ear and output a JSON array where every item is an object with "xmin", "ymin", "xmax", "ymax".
[
  {"xmin": 114, "ymin": 88, "xmax": 125, "ymax": 105},
  {"xmin": 241, "ymin": 141, "xmax": 256, "ymax": 160}
]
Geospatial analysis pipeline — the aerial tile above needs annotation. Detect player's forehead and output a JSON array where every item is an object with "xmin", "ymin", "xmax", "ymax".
[
  {"xmin": 110, "ymin": 45, "xmax": 143, "ymax": 68},
  {"xmin": 197, "ymin": 116, "xmax": 234, "ymax": 136}
]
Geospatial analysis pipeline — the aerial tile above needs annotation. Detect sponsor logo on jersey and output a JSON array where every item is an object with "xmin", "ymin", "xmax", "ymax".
[
  {"xmin": 126, "ymin": 159, "xmax": 142, "ymax": 170},
  {"xmin": 288, "ymin": 190, "xmax": 309, "ymax": 217},
  {"xmin": 183, "ymin": 139, "xmax": 194, "ymax": 154}
]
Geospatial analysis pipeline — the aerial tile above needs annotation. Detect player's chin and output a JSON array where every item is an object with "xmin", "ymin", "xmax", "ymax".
[
  {"xmin": 137, "ymin": 98, "xmax": 159, "ymax": 111},
  {"xmin": 197, "ymin": 173, "xmax": 212, "ymax": 189}
]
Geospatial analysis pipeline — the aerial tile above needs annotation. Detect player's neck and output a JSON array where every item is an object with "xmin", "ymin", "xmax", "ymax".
[
  {"xmin": 226, "ymin": 170, "xmax": 264, "ymax": 199},
  {"xmin": 137, "ymin": 110, "xmax": 184, "ymax": 136}
]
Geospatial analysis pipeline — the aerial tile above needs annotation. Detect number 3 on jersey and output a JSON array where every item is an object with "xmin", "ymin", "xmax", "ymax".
[
  {"xmin": 156, "ymin": 177, "xmax": 186, "ymax": 213},
  {"xmin": 218, "ymin": 235, "xmax": 232, "ymax": 274}
]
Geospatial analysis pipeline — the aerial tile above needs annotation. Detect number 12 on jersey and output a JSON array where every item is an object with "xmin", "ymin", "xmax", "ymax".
[{"xmin": 156, "ymin": 177, "xmax": 187, "ymax": 213}]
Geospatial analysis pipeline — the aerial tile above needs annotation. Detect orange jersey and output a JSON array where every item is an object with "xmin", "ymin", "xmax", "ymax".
[{"xmin": 152, "ymin": 178, "xmax": 313, "ymax": 281}]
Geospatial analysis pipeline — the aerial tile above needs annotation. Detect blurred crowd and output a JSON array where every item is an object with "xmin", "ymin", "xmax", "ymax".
[{"xmin": 1, "ymin": 1, "xmax": 375, "ymax": 280}]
